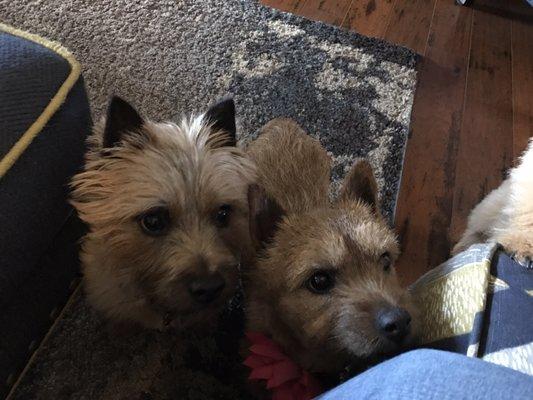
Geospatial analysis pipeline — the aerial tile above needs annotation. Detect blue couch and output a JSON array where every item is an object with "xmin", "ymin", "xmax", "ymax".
[{"xmin": 0, "ymin": 24, "xmax": 91, "ymax": 398}]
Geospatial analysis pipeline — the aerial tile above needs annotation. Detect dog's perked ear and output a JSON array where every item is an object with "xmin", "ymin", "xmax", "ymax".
[
  {"xmin": 204, "ymin": 97, "xmax": 237, "ymax": 147},
  {"xmin": 103, "ymin": 96, "xmax": 144, "ymax": 148},
  {"xmin": 248, "ymin": 184, "xmax": 285, "ymax": 248},
  {"xmin": 338, "ymin": 159, "xmax": 379, "ymax": 213}
]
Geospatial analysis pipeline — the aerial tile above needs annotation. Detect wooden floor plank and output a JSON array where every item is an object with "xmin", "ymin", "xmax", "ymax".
[
  {"xmin": 384, "ymin": 0, "xmax": 437, "ymax": 54},
  {"xmin": 393, "ymin": 0, "xmax": 473, "ymax": 285},
  {"xmin": 512, "ymin": 19, "xmax": 533, "ymax": 160},
  {"xmin": 342, "ymin": 0, "xmax": 395, "ymax": 38},
  {"xmin": 448, "ymin": 3, "xmax": 513, "ymax": 245},
  {"xmin": 297, "ymin": 0, "xmax": 353, "ymax": 26},
  {"xmin": 261, "ymin": 0, "xmax": 307, "ymax": 13}
]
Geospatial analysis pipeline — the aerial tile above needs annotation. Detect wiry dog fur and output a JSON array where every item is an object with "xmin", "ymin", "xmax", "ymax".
[
  {"xmin": 453, "ymin": 139, "xmax": 533, "ymax": 261},
  {"xmin": 245, "ymin": 118, "xmax": 417, "ymax": 377},
  {"xmin": 70, "ymin": 97, "xmax": 256, "ymax": 330}
]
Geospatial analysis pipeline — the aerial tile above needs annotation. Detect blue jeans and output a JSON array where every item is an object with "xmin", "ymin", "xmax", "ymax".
[{"xmin": 319, "ymin": 350, "xmax": 533, "ymax": 399}]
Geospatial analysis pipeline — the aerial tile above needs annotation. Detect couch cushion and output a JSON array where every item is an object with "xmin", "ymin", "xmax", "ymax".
[{"xmin": 0, "ymin": 23, "xmax": 91, "ymax": 397}]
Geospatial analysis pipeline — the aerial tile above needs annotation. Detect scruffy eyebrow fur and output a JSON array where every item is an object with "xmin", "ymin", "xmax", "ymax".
[{"xmin": 71, "ymin": 116, "xmax": 255, "ymax": 228}]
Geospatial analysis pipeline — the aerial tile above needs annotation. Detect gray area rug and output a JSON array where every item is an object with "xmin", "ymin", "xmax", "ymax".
[{"xmin": 1, "ymin": 1, "xmax": 417, "ymax": 399}]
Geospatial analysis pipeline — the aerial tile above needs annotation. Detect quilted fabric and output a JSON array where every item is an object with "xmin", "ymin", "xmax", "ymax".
[{"xmin": 411, "ymin": 244, "xmax": 533, "ymax": 376}]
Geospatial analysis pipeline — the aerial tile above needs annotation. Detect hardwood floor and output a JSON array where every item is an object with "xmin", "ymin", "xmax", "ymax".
[{"xmin": 261, "ymin": 0, "xmax": 533, "ymax": 284}]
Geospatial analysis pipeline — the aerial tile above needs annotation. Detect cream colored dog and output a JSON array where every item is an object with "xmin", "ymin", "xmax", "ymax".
[{"xmin": 453, "ymin": 139, "xmax": 533, "ymax": 261}]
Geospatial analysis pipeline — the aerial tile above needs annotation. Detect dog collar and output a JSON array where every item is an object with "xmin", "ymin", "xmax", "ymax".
[{"xmin": 243, "ymin": 331, "xmax": 323, "ymax": 400}]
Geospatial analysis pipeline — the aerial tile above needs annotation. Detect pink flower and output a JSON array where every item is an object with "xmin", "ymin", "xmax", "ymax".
[{"xmin": 243, "ymin": 332, "xmax": 323, "ymax": 400}]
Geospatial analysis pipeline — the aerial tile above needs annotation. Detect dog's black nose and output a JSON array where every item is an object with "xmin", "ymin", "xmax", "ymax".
[
  {"xmin": 188, "ymin": 273, "xmax": 226, "ymax": 304},
  {"xmin": 376, "ymin": 307, "xmax": 411, "ymax": 344}
]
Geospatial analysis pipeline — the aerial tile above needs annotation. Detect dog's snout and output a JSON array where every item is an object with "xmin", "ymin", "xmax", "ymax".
[
  {"xmin": 188, "ymin": 273, "xmax": 226, "ymax": 304},
  {"xmin": 376, "ymin": 306, "xmax": 411, "ymax": 344}
]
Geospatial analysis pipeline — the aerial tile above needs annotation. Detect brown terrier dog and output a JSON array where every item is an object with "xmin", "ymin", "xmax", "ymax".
[
  {"xmin": 245, "ymin": 118, "xmax": 417, "ymax": 377},
  {"xmin": 70, "ymin": 97, "xmax": 256, "ymax": 331}
]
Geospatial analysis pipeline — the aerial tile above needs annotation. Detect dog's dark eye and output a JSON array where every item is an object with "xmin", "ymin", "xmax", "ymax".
[
  {"xmin": 306, "ymin": 270, "xmax": 335, "ymax": 294},
  {"xmin": 380, "ymin": 252, "xmax": 392, "ymax": 272},
  {"xmin": 139, "ymin": 207, "xmax": 170, "ymax": 236},
  {"xmin": 214, "ymin": 204, "xmax": 232, "ymax": 228}
]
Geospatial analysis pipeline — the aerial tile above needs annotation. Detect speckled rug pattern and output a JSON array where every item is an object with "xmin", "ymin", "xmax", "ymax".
[{"xmin": 0, "ymin": 1, "xmax": 417, "ymax": 399}]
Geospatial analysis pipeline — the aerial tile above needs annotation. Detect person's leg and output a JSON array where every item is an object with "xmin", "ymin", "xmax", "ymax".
[{"xmin": 319, "ymin": 349, "xmax": 533, "ymax": 400}]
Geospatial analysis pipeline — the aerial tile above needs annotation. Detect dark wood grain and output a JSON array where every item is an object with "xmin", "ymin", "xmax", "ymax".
[
  {"xmin": 393, "ymin": 0, "xmax": 473, "ymax": 284},
  {"xmin": 512, "ymin": 19, "xmax": 533, "ymax": 160},
  {"xmin": 342, "ymin": 0, "xmax": 395, "ymax": 38},
  {"xmin": 384, "ymin": 0, "xmax": 437, "ymax": 54},
  {"xmin": 449, "ymin": 3, "xmax": 513, "ymax": 245},
  {"xmin": 298, "ymin": 0, "xmax": 353, "ymax": 25}
]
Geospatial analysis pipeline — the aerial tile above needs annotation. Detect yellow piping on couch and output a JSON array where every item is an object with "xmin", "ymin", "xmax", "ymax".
[{"xmin": 0, "ymin": 22, "xmax": 81, "ymax": 178}]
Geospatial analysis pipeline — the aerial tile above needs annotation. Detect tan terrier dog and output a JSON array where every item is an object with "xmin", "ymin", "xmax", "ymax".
[
  {"xmin": 245, "ymin": 119, "xmax": 417, "ymax": 378},
  {"xmin": 453, "ymin": 138, "xmax": 533, "ymax": 262},
  {"xmin": 70, "ymin": 97, "xmax": 256, "ymax": 331}
]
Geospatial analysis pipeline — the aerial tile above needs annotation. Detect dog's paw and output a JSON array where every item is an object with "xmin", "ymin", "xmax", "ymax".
[
  {"xmin": 508, "ymin": 251, "xmax": 533, "ymax": 268},
  {"xmin": 498, "ymin": 234, "xmax": 533, "ymax": 267}
]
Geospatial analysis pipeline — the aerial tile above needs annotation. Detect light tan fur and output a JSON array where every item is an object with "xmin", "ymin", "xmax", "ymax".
[
  {"xmin": 453, "ymin": 138, "xmax": 533, "ymax": 261},
  {"xmin": 245, "ymin": 118, "xmax": 417, "ymax": 376},
  {"xmin": 71, "ymin": 112, "xmax": 256, "ymax": 330}
]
